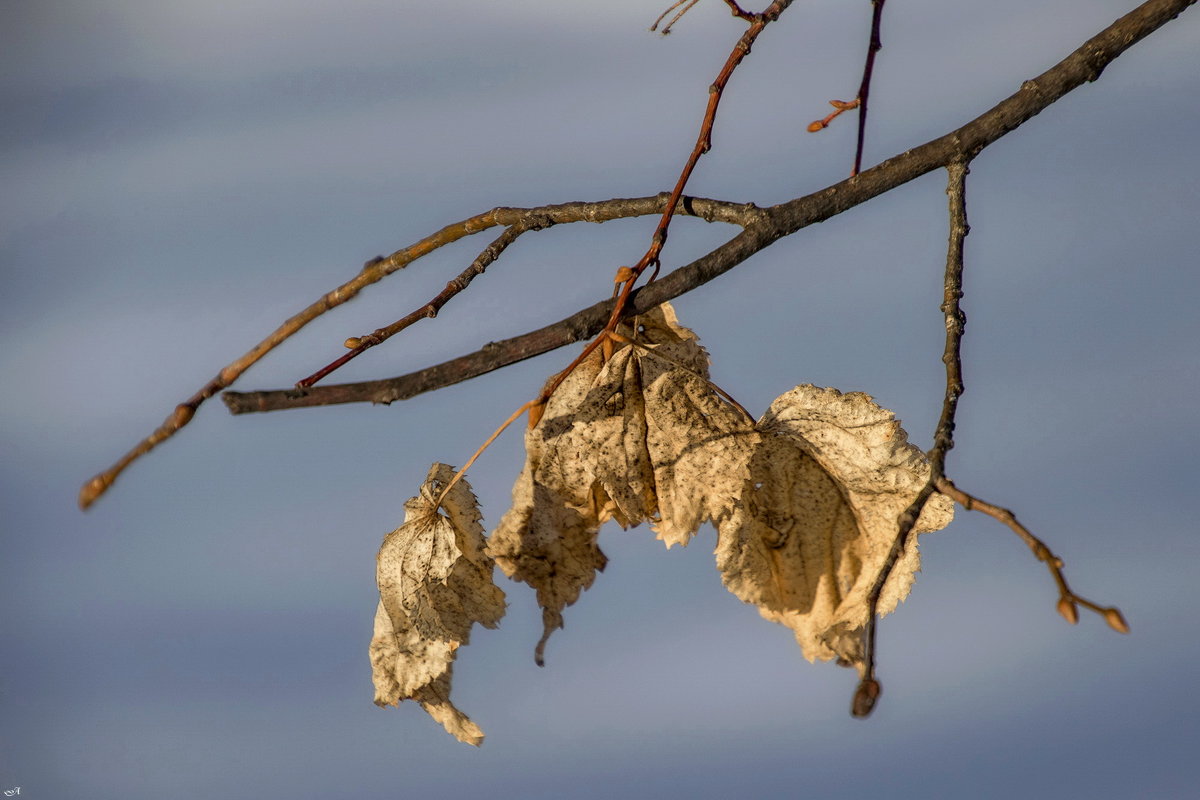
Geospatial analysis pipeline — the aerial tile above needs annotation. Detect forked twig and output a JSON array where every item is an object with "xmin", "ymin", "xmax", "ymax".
[
  {"xmin": 297, "ymin": 219, "xmax": 543, "ymax": 388},
  {"xmin": 854, "ymin": 159, "xmax": 970, "ymax": 718},
  {"xmin": 651, "ymin": 0, "xmax": 702, "ymax": 34},
  {"xmin": 81, "ymin": 195, "xmax": 758, "ymax": 508},
  {"xmin": 934, "ymin": 477, "xmax": 1129, "ymax": 633},
  {"xmin": 88, "ymin": 0, "xmax": 1195, "ymax": 508},
  {"xmin": 77, "ymin": 207, "xmax": 507, "ymax": 509}
]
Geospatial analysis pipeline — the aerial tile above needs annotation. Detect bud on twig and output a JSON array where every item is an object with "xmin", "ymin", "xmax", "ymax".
[
  {"xmin": 1057, "ymin": 597, "xmax": 1079, "ymax": 625},
  {"xmin": 1104, "ymin": 607, "xmax": 1130, "ymax": 634},
  {"xmin": 851, "ymin": 678, "xmax": 882, "ymax": 718}
]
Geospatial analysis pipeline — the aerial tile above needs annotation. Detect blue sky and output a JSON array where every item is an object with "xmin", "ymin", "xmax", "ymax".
[{"xmin": 2, "ymin": 1, "xmax": 1198, "ymax": 797}]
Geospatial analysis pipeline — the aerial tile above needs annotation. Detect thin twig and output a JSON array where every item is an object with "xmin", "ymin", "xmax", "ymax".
[
  {"xmin": 298, "ymin": 219, "xmax": 544, "ymax": 388},
  {"xmin": 81, "ymin": 195, "xmax": 758, "ymax": 508},
  {"xmin": 854, "ymin": 159, "xmax": 970, "ymax": 719},
  {"xmin": 722, "ymin": 1, "xmax": 757, "ymax": 23},
  {"xmin": 651, "ymin": 0, "xmax": 701, "ymax": 34},
  {"xmin": 606, "ymin": 0, "xmax": 795, "ymax": 335},
  {"xmin": 224, "ymin": 0, "xmax": 1196, "ymax": 416},
  {"xmin": 934, "ymin": 477, "xmax": 1130, "ymax": 633},
  {"xmin": 852, "ymin": 0, "xmax": 887, "ymax": 176},
  {"xmin": 77, "ymin": 207, "xmax": 506, "ymax": 509},
  {"xmin": 434, "ymin": 399, "xmax": 540, "ymax": 508},
  {"xmin": 807, "ymin": 98, "xmax": 860, "ymax": 133}
]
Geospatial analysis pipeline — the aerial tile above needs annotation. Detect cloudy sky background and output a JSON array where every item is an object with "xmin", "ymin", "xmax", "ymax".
[{"xmin": 3, "ymin": 1, "xmax": 1198, "ymax": 797}]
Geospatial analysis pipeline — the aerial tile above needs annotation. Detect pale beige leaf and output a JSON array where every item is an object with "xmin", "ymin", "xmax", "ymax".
[
  {"xmin": 369, "ymin": 602, "xmax": 483, "ymax": 746},
  {"xmin": 371, "ymin": 463, "xmax": 505, "ymax": 745},
  {"xmin": 489, "ymin": 302, "xmax": 757, "ymax": 661},
  {"xmin": 638, "ymin": 349, "xmax": 754, "ymax": 548},
  {"xmin": 586, "ymin": 301, "xmax": 752, "ymax": 548},
  {"xmin": 488, "ymin": 347, "xmax": 611, "ymax": 665},
  {"xmin": 715, "ymin": 386, "xmax": 953, "ymax": 670}
]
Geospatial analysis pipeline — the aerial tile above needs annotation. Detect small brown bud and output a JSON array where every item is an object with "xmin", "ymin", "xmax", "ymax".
[
  {"xmin": 79, "ymin": 473, "xmax": 112, "ymax": 510},
  {"xmin": 829, "ymin": 99, "xmax": 858, "ymax": 110},
  {"xmin": 851, "ymin": 678, "xmax": 882, "ymax": 718},
  {"xmin": 1057, "ymin": 597, "xmax": 1079, "ymax": 625},
  {"xmin": 171, "ymin": 403, "xmax": 195, "ymax": 428},
  {"xmin": 807, "ymin": 120, "xmax": 826, "ymax": 133},
  {"xmin": 344, "ymin": 337, "xmax": 362, "ymax": 349},
  {"xmin": 1104, "ymin": 607, "xmax": 1130, "ymax": 634}
]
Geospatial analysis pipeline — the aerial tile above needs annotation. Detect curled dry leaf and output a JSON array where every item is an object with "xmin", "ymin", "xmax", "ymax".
[
  {"xmin": 489, "ymin": 303, "xmax": 751, "ymax": 661},
  {"xmin": 371, "ymin": 463, "xmax": 505, "ymax": 745},
  {"xmin": 716, "ymin": 386, "xmax": 954, "ymax": 670},
  {"xmin": 487, "ymin": 344, "xmax": 611, "ymax": 666},
  {"xmin": 490, "ymin": 303, "xmax": 951, "ymax": 685}
]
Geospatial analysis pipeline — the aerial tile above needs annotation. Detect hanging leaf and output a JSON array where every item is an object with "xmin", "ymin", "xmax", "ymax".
[
  {"xmin": 371, "ymin": 463, "xmax": 505, "ymax": 745},
  {"xmin": 489, "ymin": 303, "xmax": 750, "ymax": 661},
  {"xmin": 487, "ymin": 345, "xmax": 612, "ymax": 666},
  {"xmin": 715, "ymin": 386, "xmax": 954, "ymax": 670}
]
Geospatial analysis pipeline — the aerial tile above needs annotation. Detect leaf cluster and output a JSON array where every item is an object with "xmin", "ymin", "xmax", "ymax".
[{"xmin": 371, "ymin": 305, "xmax": 952, "ymax": 743}]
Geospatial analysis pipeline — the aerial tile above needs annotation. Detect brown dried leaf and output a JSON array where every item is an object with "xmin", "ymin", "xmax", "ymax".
[
  {"xmin": 371, "ymin": 463, "xmax": 505, "ymax": 745},
  {"xmin": 489, "ymin": 303, "xmax": 751, "ymax": 660},
  {"xmin": 579, "ymin": 302, "xmax": 751, "ymax": 545},
  {"xmin": 634, "ymin": 309, "xmax": 754, "ymax": 547},
  {"xmin": 715, "ymin": 386, "xmax": 953, "ymax": 670},
  {"xmin": 487, "ymin": 346, "xmax": 611, "ymax": 665}
]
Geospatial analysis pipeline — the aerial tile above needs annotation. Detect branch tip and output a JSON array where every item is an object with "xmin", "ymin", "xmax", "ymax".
[
  {"xmin": 851, "ymin": 678, "xmax": 882, "ymax": 718},
  {"xmin": 1104, "ymin": 607, "xmax": 1131, "ymax": 634},
  {"xmin": 1057, "ymin": 597, "xmax": 1080, "ymax": 625}
]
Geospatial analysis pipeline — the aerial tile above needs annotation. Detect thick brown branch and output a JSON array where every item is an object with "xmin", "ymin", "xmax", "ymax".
[{"xmin": 224, "ymin": 0, "xmax": 1194, "ymax": 416}]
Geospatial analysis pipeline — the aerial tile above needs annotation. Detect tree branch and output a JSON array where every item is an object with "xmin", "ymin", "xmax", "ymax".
[
  {"xmin": 223, "ymin": 0, "xmax": 1195, "ymax": 416},
  {"xmin": 78, "ymin": 194, "xmax": 761, "ymax": 508}
]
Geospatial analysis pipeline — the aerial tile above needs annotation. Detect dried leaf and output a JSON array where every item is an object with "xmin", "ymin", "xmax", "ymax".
[
  {"xmin": 634, "ymin": 309, "xmax": 754, "ymax": 547},
  {"xmin": 715, "ymin": 386, "xmax": 954, "ymax": 670},
  {"xmin": 489, "ymin": 303, "xmax": 749, "ymax": 660},
  {"xmin": 488, "ymin": 346, "xmax": 611, "ymax": 665},
  {"xmin": 371, "ymin": 463, "xmax": 505, "ymax": 745}
]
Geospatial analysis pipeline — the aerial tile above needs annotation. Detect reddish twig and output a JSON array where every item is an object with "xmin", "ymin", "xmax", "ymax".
[
  {"xmin": 852, "ymin": 0, "xmax": 887, "ymax": 176},
  {"xmin": 607, "ymin": 0, "xmax": 794, "ymax": 334},
  {"xmin": 807, "ymin": 98, "xmax": 860, "ymax": 132},
  {"xmin": 722, "ymin": 0, "xmax": 757, "ymax": 22},
  {"xmin": 298, "ymin": 219, "xmax": 545, "ymax": 388},
  {"xmin": 934, "ymin": 477, "xmax": 1130, "ymax": 633}
]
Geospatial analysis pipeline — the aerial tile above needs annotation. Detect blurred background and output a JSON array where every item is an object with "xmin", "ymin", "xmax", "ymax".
[{"xmin": 2, "ymin": 1, "xmax": 1198, "ymax": 797}]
